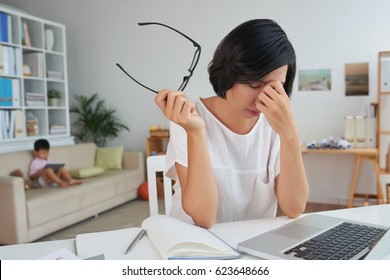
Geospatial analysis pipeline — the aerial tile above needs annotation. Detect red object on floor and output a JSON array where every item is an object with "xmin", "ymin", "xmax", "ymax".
[{"xmin": 138, "ymin": 182, "xmax": 148, "ymax": 201}]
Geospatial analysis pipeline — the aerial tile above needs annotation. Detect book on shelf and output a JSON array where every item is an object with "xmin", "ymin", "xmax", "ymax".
[
  {"xmin": 14, "ymin": 109, "xmax": 23, "ymax": 138},
  {"xmin": 0, "ymin": 11, "xmax": 12, "ymax": 43},
  {"xmin": 15, "ymin": 48, "xmax": 22, "ymax": 75},
  {"xmin": 0, "ymin": 109, "xmax": 18, "ymax": 139},
  {"xmin": 76, "ymin": 215, "xmax": 241, "ymax": 260},
  {"xmin": 0, "ymin": 12, "xmax": 6, "ymax": 42},
  {"xmin": 49, "ymin": 124, "xmax": 67, "ymax": 135},
  {"xmin": 0, "ymin": 45, "xmax": 3, "ymax": 75},
  {"xmin": 11, "ymin": 79, "xmax": 20, "ymax": 107},
  {"xmin": 0, "ymin": 110, "xmax": 4, "ymax": 139},
  {"xmin": 25, "ymin": 101, "xmax": 45, "ymax": 107},
  {"xmin": 0, "ymin": 77, "xmax": 15, "ymax": 106},
  {"xmin": 22, "ymin": 21, "xmax": 31, "ymax": 47},
  {"xmin": 8, "ymin": 109, "xmax": 14, "ymax": 139}
]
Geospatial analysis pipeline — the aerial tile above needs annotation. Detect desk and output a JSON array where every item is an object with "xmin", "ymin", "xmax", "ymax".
[
  {"xmin": 302, "ymin": 148, "xmax": 385, "ymax": 207},
  {"xmin": 1, "ymin": 204, "xmax": 389, "ymax": 260}
]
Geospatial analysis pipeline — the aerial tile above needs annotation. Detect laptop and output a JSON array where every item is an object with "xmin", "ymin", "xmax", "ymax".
[
  {"xmin": 237, "ymin": 214, "xmax": 389, "ymax": 260},
  {"xmin": 44, "ymin": 163, "xmax": 65, "ymax": 173}
]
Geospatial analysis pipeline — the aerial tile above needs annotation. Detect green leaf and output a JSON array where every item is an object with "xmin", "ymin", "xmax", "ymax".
[{"xmin": 69, "ymin": 93, "xmax": 129, "ymax": 147}]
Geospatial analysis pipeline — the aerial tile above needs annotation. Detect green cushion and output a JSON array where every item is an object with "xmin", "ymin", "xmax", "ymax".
[
  {"xmin": 70, "ymin": 167, "xmax": 105, "ymax": 179},
  {"xmin": 95, "ymin": 146, "xmax": 124, "ymax": 170}
]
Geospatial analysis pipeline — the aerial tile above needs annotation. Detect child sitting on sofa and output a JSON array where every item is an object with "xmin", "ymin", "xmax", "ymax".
[{"xmin": 29, "ymin": 139, "xmax": 82, "ymax": 188}]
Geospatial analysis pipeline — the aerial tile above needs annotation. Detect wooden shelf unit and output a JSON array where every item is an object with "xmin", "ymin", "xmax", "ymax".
[{"xmin": 146, "ymin": 136, "xmax": 169, "ymax": 157}]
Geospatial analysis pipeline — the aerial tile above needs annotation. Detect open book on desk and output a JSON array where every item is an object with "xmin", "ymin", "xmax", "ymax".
[
  {"xmin": 142, "ymin": 215, "xmax": 241, "ymax": 260},
  {"xmin": 76, "ymin": 215, "xmax": 241, "ymax": 260}
]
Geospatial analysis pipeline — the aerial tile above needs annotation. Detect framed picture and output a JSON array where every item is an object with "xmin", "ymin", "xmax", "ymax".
[
  {"xmin": 345, "ymin": 62, "xmax": 369, "ymax": 96},
  {"xmin": 298, "ymin": 69, "xmax": 331, "ymax": 91}
]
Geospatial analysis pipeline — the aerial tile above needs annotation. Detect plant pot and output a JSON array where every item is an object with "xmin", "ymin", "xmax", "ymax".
[{"xmin": 49, "ymin": 98, "xmax": 59, "ymax": 107}]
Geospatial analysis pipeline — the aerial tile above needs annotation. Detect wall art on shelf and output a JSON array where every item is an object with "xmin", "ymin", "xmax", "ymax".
[
  {"xmin": 345, "ymin": 62, "xmax": 369, "ymax": 96},
  {"xmin": 298, "ymin": 69, "xmax": 331, "ymax": 91}
]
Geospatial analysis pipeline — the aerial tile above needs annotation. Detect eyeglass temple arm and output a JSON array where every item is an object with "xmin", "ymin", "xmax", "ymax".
[
  {"xmin": 116, "ymin": 63, "xmax": 158, "ymax": 94},
  {"xmin": 138, "ymin": 22, "xmax": 201, "ymax": 50}
]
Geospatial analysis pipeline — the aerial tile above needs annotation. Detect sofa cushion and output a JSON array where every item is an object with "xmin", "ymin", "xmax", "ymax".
[
  {"xmin": 77, "ymin": 176, "xmax": 116, "ymax": 208},
  {"xmin": 70, "ymin": 167, "xmax": 105, "ymax": 179},
  {"xmin": 26, "ymin": 187, "xmax": 81, "ymax": 228},
  {"xmin": 50, "ymin": 143, "xmax": 97, "ymax": 170},
  {"xmin": 100, "ymin": 170, "xmax": 142, "ymax": 195},
  {"xmin": 0, "ymin": 150, "xmax": 33, "ymax": 177},
  {"xmin": 95, "ymin": 146, "xmax": 124, "ymax": 170}
]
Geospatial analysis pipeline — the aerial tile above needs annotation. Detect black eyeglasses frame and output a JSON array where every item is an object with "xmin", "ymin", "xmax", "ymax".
[{"xmin": 116, "ymin": 22, "xmax": 201, "ymax": 94}]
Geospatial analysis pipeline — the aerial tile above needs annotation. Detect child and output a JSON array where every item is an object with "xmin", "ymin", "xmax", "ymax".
[{"xmin": 29, "ymin": 139, "xmax": 82, "ymax": 188}]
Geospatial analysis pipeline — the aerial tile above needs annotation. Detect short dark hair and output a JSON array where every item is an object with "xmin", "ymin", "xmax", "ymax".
[
  {"xmin": 208, "ymin": 19, "xmax": 296, "ymax": 98},
  {"xmin": 34, "ymin": 139, "xmax": 50, "ymax": 151}
]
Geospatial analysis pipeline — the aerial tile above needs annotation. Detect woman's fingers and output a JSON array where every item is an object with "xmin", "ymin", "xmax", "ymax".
[
  {"xmin": 155, "ymin": 90, "xmax": 186, "ymax": 111},
  {"xmin": 171, "ymin": 95, "xmax": 188, "ymax": 119},
  {"xmin": 257, "ymin": 81, "xmax": 288, "ymax": 109},
  {"xmin": 154, "ymin": 90, "xmax": 168, "ymax": 110},
  {"xmin": 155, "ymin": 89, "xmax": 195, "ymax": 122}
]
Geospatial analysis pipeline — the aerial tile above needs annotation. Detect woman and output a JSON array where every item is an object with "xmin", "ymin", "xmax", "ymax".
[{"xmin": 155, "ymin": 19, "xmax": 309, "ymax": 228}]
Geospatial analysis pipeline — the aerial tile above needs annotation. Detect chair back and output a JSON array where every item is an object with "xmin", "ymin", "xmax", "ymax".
[{"xmin": 146, "ymin": 155, "xmax": 172, "ymax": 216}]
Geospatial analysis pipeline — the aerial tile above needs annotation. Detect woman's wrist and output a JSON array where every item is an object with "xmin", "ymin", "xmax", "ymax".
[{"xmin": 186, "ymin": 127, "xmax": 206, "ymax": 140}]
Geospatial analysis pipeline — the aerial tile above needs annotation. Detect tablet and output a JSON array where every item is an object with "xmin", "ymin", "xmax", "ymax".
[{"xmin": 44, "ymin": 163, "xmax": 65, "ymax": 173}]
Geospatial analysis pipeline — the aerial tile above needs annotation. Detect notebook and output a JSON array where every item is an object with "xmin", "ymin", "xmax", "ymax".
[
  {"xmin": 142, "ymin": 215, "xmax": 241, "ymax": 260},
  {"xmin": 44, "ymin": 163, "xmax": 65, "ymax": 173},
  {"xmin": 237, "ymin": 214, "xmax": 389, "ymax": 260},
  {"xmin": 76, "ymin": 215, "xmax": 241, "ymax": 260}
]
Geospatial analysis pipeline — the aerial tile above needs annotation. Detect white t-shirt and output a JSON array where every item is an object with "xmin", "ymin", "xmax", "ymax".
[{"xmin": 165, "ymin": 99, "xmax": 281, "ymax": 223}]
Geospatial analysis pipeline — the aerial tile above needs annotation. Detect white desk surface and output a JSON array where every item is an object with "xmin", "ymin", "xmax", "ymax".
[{"xmin": 1, "ymin": 204, "xmax": 389, "ymax": 260}]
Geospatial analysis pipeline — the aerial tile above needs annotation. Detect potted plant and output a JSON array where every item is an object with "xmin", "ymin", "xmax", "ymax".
[
  {"xmin": 47, "ymin": 89, "xmax": 62, "ymax": 107},
  {"xmin": 69, "ymin": 93, "xmax": 129, "ymax": 147}
]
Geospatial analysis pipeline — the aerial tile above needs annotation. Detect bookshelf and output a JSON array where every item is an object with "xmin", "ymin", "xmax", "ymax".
[
  {"xmin": 378, "ymin": 51, "xmax": 390, "ymax": 173},
  {"xmin": 0, "ymin": 6, "xmax": 73, "ymax": 153}
]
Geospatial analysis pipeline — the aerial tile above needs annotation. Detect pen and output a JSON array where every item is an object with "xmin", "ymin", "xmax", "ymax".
[{"xmin": 126, "ymin": 229, "xmax": 147, "ymax": 254}]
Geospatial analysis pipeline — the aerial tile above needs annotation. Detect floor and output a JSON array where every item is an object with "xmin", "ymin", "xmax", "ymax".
[{"xmin": 36, "ymin": 199, "xmax": 346, "ymax": 242}]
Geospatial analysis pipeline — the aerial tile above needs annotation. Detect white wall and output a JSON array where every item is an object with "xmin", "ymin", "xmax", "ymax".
[{"xmin": 2, "ymin": 0, "xmax": 390, "ymax": 204}]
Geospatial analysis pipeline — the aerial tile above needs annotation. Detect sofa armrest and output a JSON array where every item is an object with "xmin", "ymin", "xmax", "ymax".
[
  {"xmin": 0, "ymin": 177, "xmax": 29, "ymax": 244},
  {"xmin": 122, "ymin": 151, "xmax": 145, "ymax": 176}
]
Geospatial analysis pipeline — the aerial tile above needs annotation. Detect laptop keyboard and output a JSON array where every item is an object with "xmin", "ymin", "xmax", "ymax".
[{"xmin": 283, "ymin": 222, "xmax": 386, "ymax": 260}]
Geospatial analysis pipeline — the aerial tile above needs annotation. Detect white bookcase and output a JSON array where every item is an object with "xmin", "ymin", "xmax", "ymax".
[
  {"xmin": 0, "ymin": 6, "xmax": 73, "ymax": 153},
  {"xmin": 378, "ymin": 51, "xmax": 390, "ymax": 172}
]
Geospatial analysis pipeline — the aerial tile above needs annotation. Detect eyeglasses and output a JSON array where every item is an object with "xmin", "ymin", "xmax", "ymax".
[{"xmin": 116, "ymin": 22, "xmax": 201, "ymax": 94}]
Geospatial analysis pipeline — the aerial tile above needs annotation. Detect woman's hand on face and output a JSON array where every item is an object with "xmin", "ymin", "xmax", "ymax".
[
  {"xmin": 255, "ymin": 81, "xmax": 297, "ymax": 140},
  {"xmin": 155, "ymin": 89, "xmax": 205, "ymax": 134}
]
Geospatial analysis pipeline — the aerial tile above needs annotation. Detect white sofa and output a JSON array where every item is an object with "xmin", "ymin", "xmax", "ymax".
[{"xmin": 0, "ymin": 142, "xmax": 145, "ymax": 245}]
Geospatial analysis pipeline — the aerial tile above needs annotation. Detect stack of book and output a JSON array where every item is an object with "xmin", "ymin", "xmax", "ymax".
[
  {"xmin": 49, "ymin": 124, "xmax": 66, "ymax": 135},
  {"xmin": 47, "ymin": 70, "xmax": 63, "ymax": 80},
  {"xmin": 25, "ymin": 92, "xmax": 45, "ymax": 107}
]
